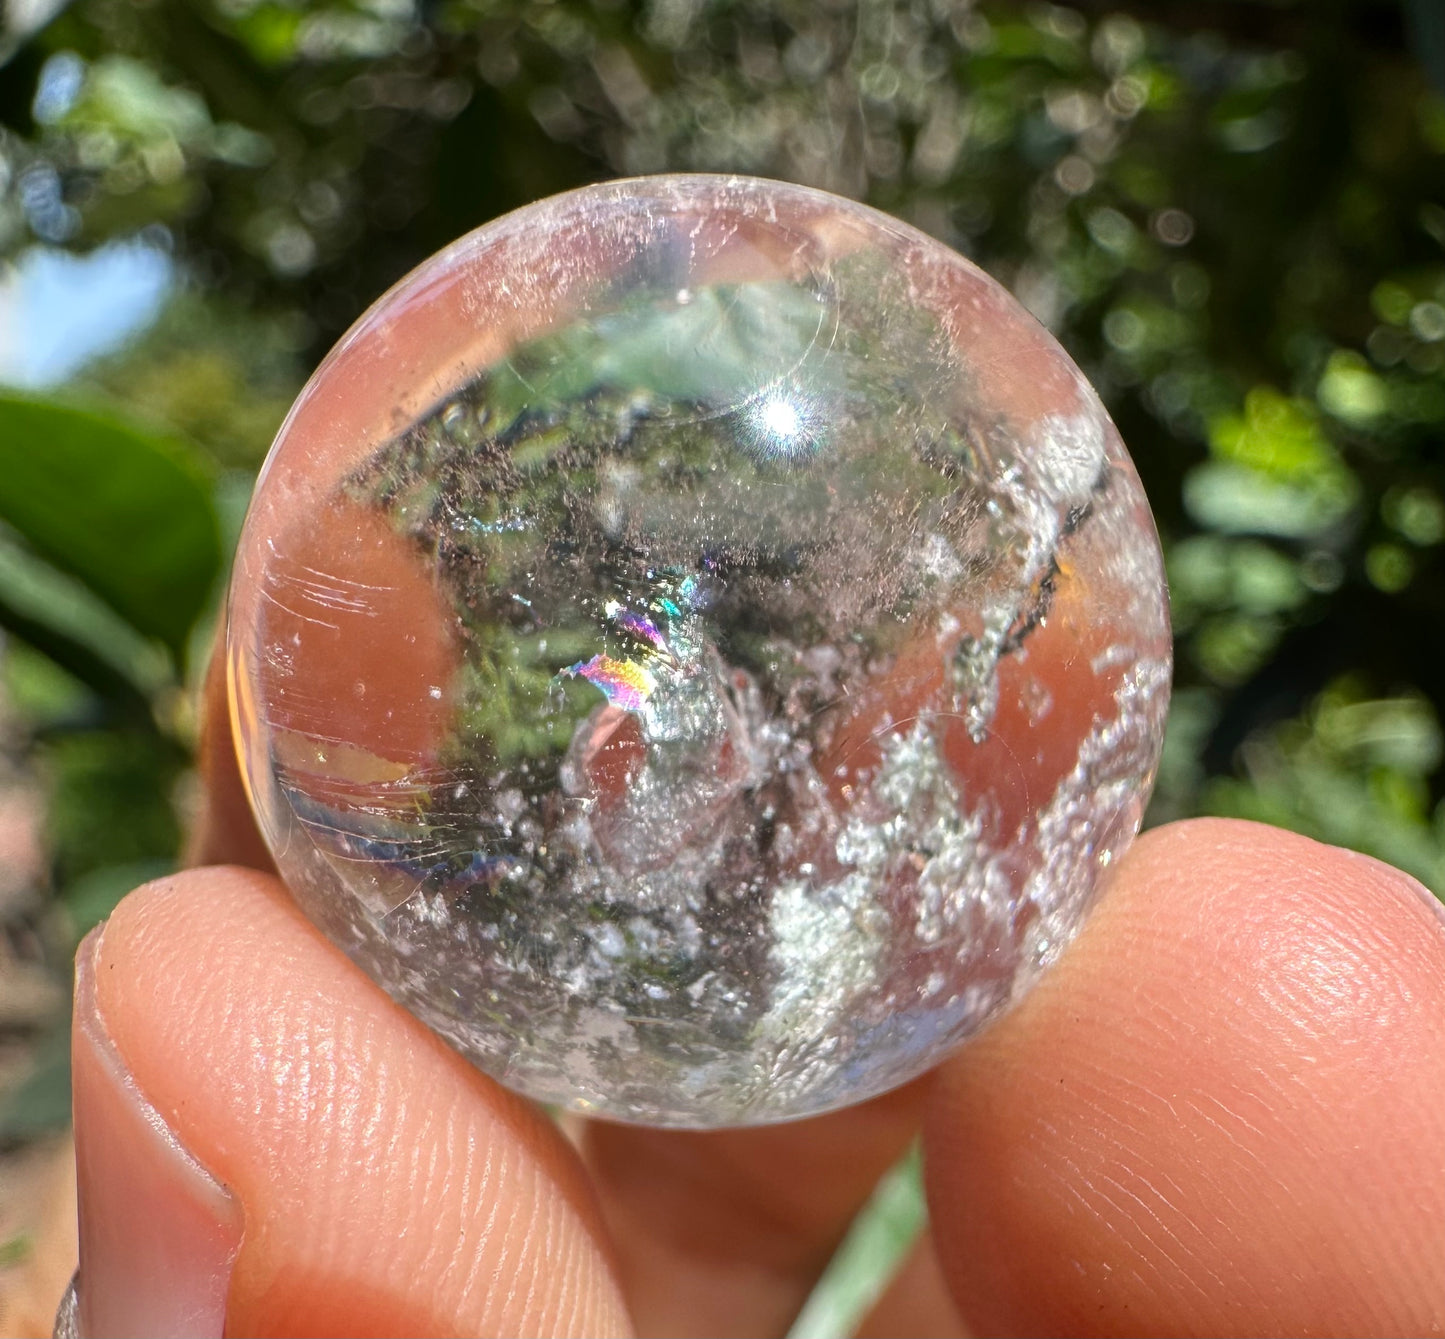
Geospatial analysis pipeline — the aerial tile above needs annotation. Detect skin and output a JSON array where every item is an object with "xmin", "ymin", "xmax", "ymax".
[{"xmin": 67, "ymin": 647, "xmax": 1445, "ymax": 1339}]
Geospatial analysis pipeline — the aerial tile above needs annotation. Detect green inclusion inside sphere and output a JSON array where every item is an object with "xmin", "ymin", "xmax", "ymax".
[{"xmin": 229, "ymin": 176, "xmax": 1171, "ymax": 1127}]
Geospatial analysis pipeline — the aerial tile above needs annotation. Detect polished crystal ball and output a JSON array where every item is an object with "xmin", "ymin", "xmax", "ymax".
[{"xmin": 228, "ymin": 175, "xmax": 1171, "ymax": 1127}]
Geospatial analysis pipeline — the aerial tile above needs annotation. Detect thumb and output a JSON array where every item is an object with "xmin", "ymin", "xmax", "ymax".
[{"xmin": 68, "ymin": 867, "xmax": 630, "ymax": 1338}]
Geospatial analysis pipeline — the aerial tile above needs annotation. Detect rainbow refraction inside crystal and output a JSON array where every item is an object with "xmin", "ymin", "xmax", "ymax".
[{"xmin": 228, "ymin": 176, "xmax": 1172, "ymax": 1127}]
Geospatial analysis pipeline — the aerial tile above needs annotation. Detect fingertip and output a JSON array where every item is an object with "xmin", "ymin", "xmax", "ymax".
[
  {"xmin": 85, "ymin": 868, "xmax": 631, "ymax": 1338},
  {"xmin": 924, "ymin": 818, "xmax": 1445, "ymax": 1337}
]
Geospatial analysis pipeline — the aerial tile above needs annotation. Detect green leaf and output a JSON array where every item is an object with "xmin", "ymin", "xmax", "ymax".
[
  {"xmin": 62, "ymin": 858, "xmax": 174, "ymax": 940},
  {"xmin": 0, "ymin": 580, "xmax": 154, "ymax": 719},
  {"xmin": 0, "ymin": 532, "xmax": 170, "ymax": 717},
  {"xmin": 0, "ymin": 394, "xmax": 222, "ymax": 659},
  {"xmin": 787, "ymin": 1146, "xmax": 926, "ymax": 1339},
  {"xmin": 1207, "ymin": 387, "xmax": 1339, "ymax": 484},
  {"xmin": 0, "ymin": 1022, "xmax": 72, "ymax": 1146},
  {"xmin": 43, "ymin": 729, "xmax": 185, "ymax": 888}
]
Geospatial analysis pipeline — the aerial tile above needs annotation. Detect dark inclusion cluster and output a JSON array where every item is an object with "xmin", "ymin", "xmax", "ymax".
[{"xmin": 232, "ymin": 177, "xmax": 1170, "ymax": 1126}]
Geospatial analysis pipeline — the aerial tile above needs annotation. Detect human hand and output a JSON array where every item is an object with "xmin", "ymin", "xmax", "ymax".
[{"xmin": 61, "ymin": 649, "xmax": 1445, "ymax": 1338}]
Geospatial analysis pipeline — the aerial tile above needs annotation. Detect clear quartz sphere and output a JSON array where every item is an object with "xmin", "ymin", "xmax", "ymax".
[{"xmin": 228, "ymin": 175, "xmax": 1171, "ymax": 1127}]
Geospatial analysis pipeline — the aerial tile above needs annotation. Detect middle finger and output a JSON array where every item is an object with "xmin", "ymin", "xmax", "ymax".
[{"xmin": 578, "ymin": 1085, "xmax": 926, "ymax": 1338}]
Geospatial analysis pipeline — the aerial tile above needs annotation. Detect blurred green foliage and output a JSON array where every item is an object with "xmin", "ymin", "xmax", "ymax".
[
  {"xmin": 1, "ymin": 1, "xmax": 1441, "ymax": 1324},
  {"xmin": 0, "ymin": 0, "xmax": 1440, "ymax": 1237}
]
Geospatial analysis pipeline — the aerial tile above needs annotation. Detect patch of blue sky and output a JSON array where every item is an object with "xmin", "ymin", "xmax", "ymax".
[{"xmin": 0, "ymin": 236, "xmax": 172, "ymax": 388}]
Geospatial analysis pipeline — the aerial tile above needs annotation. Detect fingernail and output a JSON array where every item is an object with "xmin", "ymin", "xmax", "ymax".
[{"xmin": 69, "ymin": 927, "xmax": 243, "ymax": 1339}]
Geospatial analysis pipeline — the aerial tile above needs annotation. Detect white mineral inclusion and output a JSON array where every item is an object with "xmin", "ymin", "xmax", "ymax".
[{"xmin": 228, "ymin": 175, "xmax": 1172, "ymax": 1127}]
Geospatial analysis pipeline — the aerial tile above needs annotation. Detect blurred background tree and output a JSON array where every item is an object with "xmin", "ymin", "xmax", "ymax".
[{"xmin": 0, "ymin": 0, "xmax": 1442, "ymax": 1325}]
